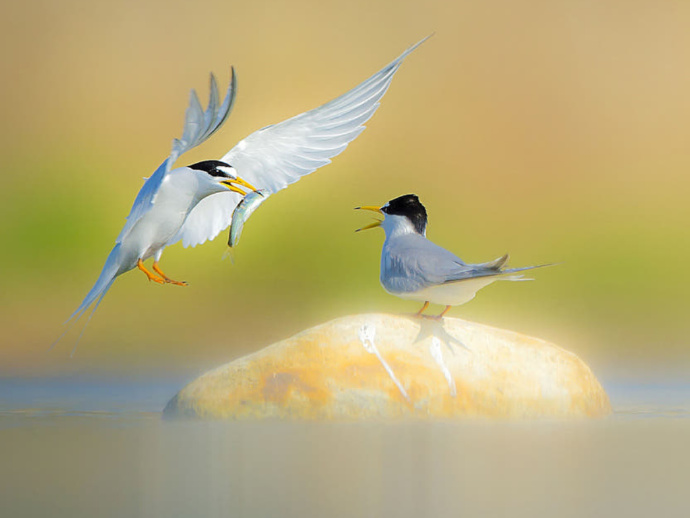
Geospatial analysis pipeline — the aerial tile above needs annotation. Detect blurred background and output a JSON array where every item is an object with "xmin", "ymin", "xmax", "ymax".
[
  {"xmin": 1, "ymin": 0, "xmax": 689, "ymax": 383},
  {"xmin": 3, "ymin": 2, "xmax": 690, "ymax": 517}
]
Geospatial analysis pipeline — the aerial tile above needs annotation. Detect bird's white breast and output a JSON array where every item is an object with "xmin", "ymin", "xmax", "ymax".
[{"xmin": 119, "ymin": 172, "xmax": 199, "ymax": 265}]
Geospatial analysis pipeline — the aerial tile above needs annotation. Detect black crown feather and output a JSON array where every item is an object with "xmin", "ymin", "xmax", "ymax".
[
  {"xmin": 188, "ymin": 160, "xmax": 233, "ymax": 178},
  {"xmin": 382, "ymin": 194, "xmax": 427, "ymax": 234}
]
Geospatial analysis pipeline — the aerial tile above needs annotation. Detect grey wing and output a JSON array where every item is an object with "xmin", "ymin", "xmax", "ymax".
[
  {"xmin": 171, "ymin": 36, "xmax": 430, "ymax": 248},
  {"xmin": 384, "ymin": 235, "xmax": 472, "ymax": 292},
  {"xmin": 415, "ymin": 247, "xmax": 540, "ymax": 284},
  {"xmin": 386, "ymin": 235, "xmax": 548, "ymax": 292},
  {"xmin": 116, "ymin": 70, "xmax": 237, "ymax": 244}
]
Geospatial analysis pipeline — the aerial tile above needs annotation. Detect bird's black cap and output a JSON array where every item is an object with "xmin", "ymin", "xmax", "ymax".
[
  {"xmin": 382, "ymin": 194, "xmax": 427, "ymax": 234},
  {"xmin": 188, "ymin": 160, "xmax": 233, "ymax": 178}
]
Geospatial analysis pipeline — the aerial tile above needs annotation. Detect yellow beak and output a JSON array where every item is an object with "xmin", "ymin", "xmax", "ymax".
[
  {"xmin": 221, "ymin": 176, "xmax": 258, "ymax": 196},
  {"xmin": 354, "ymin": 205, "xmax": 383, "ymax": 232}
]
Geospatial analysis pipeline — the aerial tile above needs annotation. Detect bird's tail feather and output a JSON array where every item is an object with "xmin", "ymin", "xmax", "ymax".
[
  {"xmin": 68, "ymin": 281, "xmax": 114, "ymax": 357},
  {"xmin": 50, "ymin": 244, "xmax": 122, "ymax": 353},
  {"xmin": 501, "ymin": 274, "xmax": 532, "ymax": 282},
  {"xmin": 497, "ymin": 263, "xmax": 555, "ymax": 282},
  {"xmin": 66, "ymin": 244, "xmax": 122, "ymax": 323},
  {"xmin": 478, "ymin": 253, "xmax": 510, "ymax": 270}
]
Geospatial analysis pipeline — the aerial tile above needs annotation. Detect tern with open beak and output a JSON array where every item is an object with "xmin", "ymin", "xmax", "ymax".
[{"xmin": 356, "ymin": 194, "xmax": 550, "ymax": 318}]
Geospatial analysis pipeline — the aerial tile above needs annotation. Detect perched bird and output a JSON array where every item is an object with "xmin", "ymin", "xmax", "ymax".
[
  {"xmin": 356, "ymin": 194, "xmax": 549, "ymax": 318},
  {"xmin": 58, "ymin": 37, "xmax": 428, "ymax": 349}
]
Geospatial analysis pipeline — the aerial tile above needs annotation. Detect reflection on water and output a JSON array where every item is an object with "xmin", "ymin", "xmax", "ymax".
[
  {"xmin": 1, "ymin": 377, "xmax": 690, "ymax": 517},
  {"xmin": 607, "ymin": 381, "xmax": 690, "ymax": 420}
]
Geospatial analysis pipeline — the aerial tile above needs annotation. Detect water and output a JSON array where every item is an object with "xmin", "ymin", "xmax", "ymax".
[{"xmin": 1, "ymin": 377, "xmax": 689, "ymax": 517}]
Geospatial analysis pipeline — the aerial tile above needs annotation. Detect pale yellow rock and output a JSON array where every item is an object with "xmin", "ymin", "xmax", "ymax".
[{"xmin": 164, "ymin": 314, "xmax": 611, "ymax": 419}]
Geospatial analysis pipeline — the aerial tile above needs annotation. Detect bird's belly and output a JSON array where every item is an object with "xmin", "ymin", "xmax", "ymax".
[
  {"xmin": 125, "ymin": 207, "xmax": 187, "ymax": 260},
  {"xmin": 389, "ymin": 277, "xmax": 499, "ymax": 306}
]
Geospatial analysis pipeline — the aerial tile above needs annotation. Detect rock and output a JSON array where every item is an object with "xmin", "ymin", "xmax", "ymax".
[{"xmin": 164, "ymin": 314, "xmax": 611, "ymax": 419}]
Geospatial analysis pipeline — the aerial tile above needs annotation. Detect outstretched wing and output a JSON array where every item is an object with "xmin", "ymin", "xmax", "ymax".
[
  {"xmin": 172, "ymin": 36, "xmax": 429, "ymax": 249},
  {"xmin": 116, "ymin": 70, "xmax": 237, "ymax": 244}
]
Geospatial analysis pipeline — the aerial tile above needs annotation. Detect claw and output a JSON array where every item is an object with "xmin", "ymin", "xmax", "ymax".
[{"xmin": 152, "ymin": 261, "xmax": 188, "ymax": 286}]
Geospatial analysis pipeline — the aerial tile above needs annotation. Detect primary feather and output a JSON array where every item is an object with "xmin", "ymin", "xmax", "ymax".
[{"xmin": 117, "ymin": 70, "xmax": 237, "ymax": 245}]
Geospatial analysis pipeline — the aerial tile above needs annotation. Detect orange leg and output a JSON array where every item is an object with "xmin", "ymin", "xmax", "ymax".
[
  {"xmin": 415, "ymin": 301, "xmax": 430, "ymax": 317},
  {"xmin": 437, "ymin": 305, "xmax": 452, "ymax": 319},
  {"xmin": 137, "ymin": 259, "xmax": 165, "ymax": 284},
  {"xmin": 152, "ymin": 261, "xmax": 188, "ymax": 286}
]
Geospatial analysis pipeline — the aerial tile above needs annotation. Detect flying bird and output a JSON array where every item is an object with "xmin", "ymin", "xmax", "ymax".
[
  {"xmin": 356, "ymin": 194, "xmax": 549, "ymax": 318},
  {"xmin": 57, "ymin": 37, "xmax": 428, "ymax": 349}
]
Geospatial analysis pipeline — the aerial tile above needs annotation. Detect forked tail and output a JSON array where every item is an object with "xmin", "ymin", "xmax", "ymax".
[
  {"xmin": 50, "ymin": 244, "xmax": 122, "ymax": 356},
  {"xmin": 498, "ymin": 262, "xmax": 555, "ymax": 282}
]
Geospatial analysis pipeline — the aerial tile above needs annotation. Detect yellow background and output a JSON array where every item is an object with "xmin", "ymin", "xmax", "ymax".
[{"xmin": 1, "ymin": 0, "xmax": 689, "ymax": 379}]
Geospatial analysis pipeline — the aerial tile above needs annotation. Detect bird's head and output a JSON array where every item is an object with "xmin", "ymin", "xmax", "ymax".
[
  {"xmin": 355, "ymin": 194, "xmax": 428, "ymax": 237},
  {"xmin": 188, "ymin": 160, "xmax": 257, "ymax": 196}
]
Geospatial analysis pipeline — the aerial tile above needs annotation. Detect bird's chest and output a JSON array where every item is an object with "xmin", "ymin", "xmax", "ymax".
[
  {"xmin": 146, "ymin": 205, "xmax": 188, "ymax": 241},
  {"xmin": 130, "ymin": 187, "xmax": 196, "ymax": 256}
]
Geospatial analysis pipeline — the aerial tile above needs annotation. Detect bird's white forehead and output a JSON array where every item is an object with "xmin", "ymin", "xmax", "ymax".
[{"xmin": 217, "ymin": 165, "xmax": 237, "ymax": 178}]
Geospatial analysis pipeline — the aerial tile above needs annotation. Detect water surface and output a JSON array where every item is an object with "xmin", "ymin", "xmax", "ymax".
[{"xmin": 1, "ymin": 377, "xmax": 689, "ymax": 517}]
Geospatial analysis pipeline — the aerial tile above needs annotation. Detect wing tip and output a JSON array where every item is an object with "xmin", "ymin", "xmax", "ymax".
[{"xmin": 395, "ymin": 34, "xmax": 434, "ymax": 63}]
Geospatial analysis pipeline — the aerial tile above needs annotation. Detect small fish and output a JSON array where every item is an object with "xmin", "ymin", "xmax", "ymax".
[{"xmin": 227, "ymin": 189, "xmax": 270, "ymax": 248}]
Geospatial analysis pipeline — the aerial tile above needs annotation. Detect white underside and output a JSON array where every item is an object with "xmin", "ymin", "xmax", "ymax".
[
  {"xmin": 388, "ymin": 277, "xmax": 501, "ymax": 306},
  {"xmin": 116, "ymin": 172, "xmax": 201, "ymax": 273}
]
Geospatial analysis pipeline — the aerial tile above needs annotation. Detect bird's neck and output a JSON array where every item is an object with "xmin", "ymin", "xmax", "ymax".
[{"xmin": 382, "ymin": 215, "xmax": 425, "ymax": 241}]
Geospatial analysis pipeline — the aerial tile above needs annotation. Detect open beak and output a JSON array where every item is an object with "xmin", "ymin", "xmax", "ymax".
[
  {"xmin": 354, "ymin": 205, "xmax": 383, "ymax": 232},
  {"xmin": 221, "ymin": 176, "xmax": 258, "ymax": 196}
]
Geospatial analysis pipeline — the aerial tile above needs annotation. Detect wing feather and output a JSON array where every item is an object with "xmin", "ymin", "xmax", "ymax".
[
  {"xmin": 174, "ymin": 191, "xmax": 244, "ymax": 248},
  {"xmin": 387, "ymin": 236, "xmax": 547, "ymax": 291},
  {"xmin": 170, "ymin": 38, "xmax": 427, "ymax": 247},
  {"xmin": 385, "ymin": 235, "xmax": 468, "ymax": 291},
  {"xmin": 172, "ymin": 37, "xmax": 429, "ymax": 248},
  {"xmin": 116, "ymin": 69, "xmax": 237, "ymax": 244}
]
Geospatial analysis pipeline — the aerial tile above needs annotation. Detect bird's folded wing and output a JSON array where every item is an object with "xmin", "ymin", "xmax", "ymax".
[
  {"xmin": 384, "ymin": 235, "xmax": 469, "ymax": 291},
  {"xmin": 396, "ymin": 241, "xmax": 518, "ymax": 286},
  {"xmin": 172, "ymin": 36, "xmax": 429, "ymax": 248},
  {"xmin": 116, "ymin": 70, "xmax": 237, "ymax": 244}
]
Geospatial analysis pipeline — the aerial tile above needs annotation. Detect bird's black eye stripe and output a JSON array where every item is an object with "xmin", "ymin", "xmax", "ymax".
[{"xmin": 188, "ymin": 160, "xmax": 233, "ymax": 177}]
